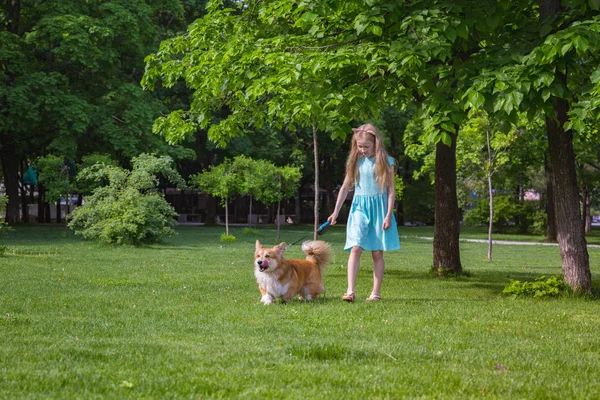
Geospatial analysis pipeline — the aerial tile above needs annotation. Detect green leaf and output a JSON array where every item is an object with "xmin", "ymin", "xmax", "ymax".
[
  {"xmin": 560, "ymin": 42, "xmax": 573, "ymax": 56},
  {"xmin": 441, "ymin": 132, "xmax": 452, "ymax": 146},
  {"xmin": 534, "ymin": 72, "xmax": 554, "ymax": 88},
  {"xmin": 589, "ymin": 0, "xmax": 600, "ymax": 10},
  {"xmin": 542, "ymin": 88, "xmax": 551, "ymax": 102},
  {"xmin": 550, "ymin": 82, "xmax": 565, "ymax": 98},
  {"xmin": 590, "ymin": 68, "xmax": 600, "ymax": 84},
  {"xmin": 573, "ymin": 35, "xmax": 590, "ymax": 54},
  {"xmin": 493, "ymin": 97, "xmax": 506, "ymax": 113},
  {"xmin": 440, "ymin": 122, "xmax": 454, "ymax": 133},
  {"xmin": 371, "ymin": 25, "xmax": 383, "ymax": 36},
  {"xmin": 456, "ymin": 23, "xmax": 469, "ymax": 40},
  {"xmin": 445, "ymin": 27, "xmax": 457, "ymax": 42},
  {"xmin": 468, "ymin": 90, "xmax": 485, "ymax": 109}
]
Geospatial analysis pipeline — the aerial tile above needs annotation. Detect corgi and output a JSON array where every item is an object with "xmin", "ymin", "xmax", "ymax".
[{"xmin": 254, "ymin": 240, "xmax": 331, "ymax": 304}]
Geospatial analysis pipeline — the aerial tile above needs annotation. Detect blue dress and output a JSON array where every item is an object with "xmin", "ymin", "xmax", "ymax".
[{"xmin": 344, "ymin": 156, "xmax": 401, "ymax": 251}]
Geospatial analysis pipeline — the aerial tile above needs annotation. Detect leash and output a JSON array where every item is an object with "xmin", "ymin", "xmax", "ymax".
[{"xmin": 286, "ymin": 221, "xmax": 330, "ymax": 248}]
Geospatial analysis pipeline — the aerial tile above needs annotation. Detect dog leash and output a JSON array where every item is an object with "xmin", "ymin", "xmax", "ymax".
[{"xmin": 286, "ymin": 221, "xmax": 330, "ymax": 248}]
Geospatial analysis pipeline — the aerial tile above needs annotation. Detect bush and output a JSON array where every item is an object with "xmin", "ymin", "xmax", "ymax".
[
  {"xmin": 0, "ymin": 196, "xmax": 12, "ymax": 237},
  {"xmin": 242, "ymin": 227, "xmax": 260, "ymax": 236},
  {"xmin": 220, "ymin": 233, "xmax": 237, "ymax": 243},
  {"xmin": 502, "ymin": 275, "xmax": 568, "ymax": 298},
  {"xmin": 68, "ymin": 154, "xmax": 183, "ymax": 245}
]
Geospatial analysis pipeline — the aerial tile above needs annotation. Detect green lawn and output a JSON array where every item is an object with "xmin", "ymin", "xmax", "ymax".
[{"xmin": 1, "ymin": 224, "xmax": 600, "ymax": 399}]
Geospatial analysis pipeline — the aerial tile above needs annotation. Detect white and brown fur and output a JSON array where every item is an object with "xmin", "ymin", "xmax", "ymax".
[{"xmin": 254, "ymin": 240, "xmax": 331, "ymax": 304}]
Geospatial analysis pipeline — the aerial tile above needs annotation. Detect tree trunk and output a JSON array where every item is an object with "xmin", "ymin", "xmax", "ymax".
[
  {"xmin": 276, "ymin": 200, "xmax": 281, "ymax": 242},
  {"xmin": 1, "ymin": 150, "xmax": 21, "ymax": 223},
  {"xmin": 295, "ymin": 189, "xmax": 301, "ymax": 224},
  {"xmin": 20, "ymin": 161, "xmax": 29, "ymax": 223},
  {"xmin": 1, "ymin": 1, "xmax": 22, "ymax": 223},
  {"xmin": 248, "ymin": 195, "xmax": 253, "ymax": 228},
  {"xmin": 225, "ymin": 201, "xmax": 229, "ymax": 236},
  {"xmin": 56, "ymin": 200, "xmax": 62, "ymax": 224},
  {"xmin": 544, "ymin": 153, "xmax": 557, "ymax": 242},
  {"xmin": 5, "ymin": 0, "xmax": 21, "ymax": 34},
  {"xmin": 486, "ymin": 127, "xmax": 493, "ymax": 262},
  {"xmin": 582, "ymin": 185, "xmax": 591, "ymax": 233},
  {"xmin": 540, "ymin": 0, "xmax": 591, "ymax": 292},
  {"xmin": 433, "ymin": 131, "xmax": 462, "ymax": 274},
  {"xmin": 312, "ymin": 123, "xmax": 319, "ymax": 240},
  {"xmin": 546, "ymin": 109, "xmax": 590, "ymax": 292}
]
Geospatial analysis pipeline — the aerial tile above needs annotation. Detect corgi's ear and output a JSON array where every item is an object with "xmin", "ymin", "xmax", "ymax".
[
  {"xmin": 255, "ymin": 240, "xmax": 262, "ymax": 251},
  {"xmin": 275, "ymin": 242, "xmax": 286, "ymax": 257}
]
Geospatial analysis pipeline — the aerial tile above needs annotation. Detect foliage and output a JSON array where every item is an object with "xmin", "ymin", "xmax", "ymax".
[
  {"xmin": 393, "ymin": 175, "xmax": 405, "ymax": 202},
  {"xmin": 503, "ymin": 276, "xmax": 569, "ymax": 298},
  {"xmin": 463, "ymin": 195, "xmax": 543, "ymax": 234},
  {"xmin": 242, "ymin": 227, "xmax": 260, "ymax": 236},
  {"xmin": 191, "ymin": 155, "xmax": 301, "ymax": 208},
  {"xmin": 190, "ymin": 158, "xmax": 240, "ymax": 207},
  {"xmin": 0, "ymin": 196, "xmax": 11, "ymax": 243},
  {"xmin": 74, "ymin": 153, "xmax": 117, "ymax": 195},
  {"xmin": 220, "ymin": 233, "xmax": 237, "ymax": 243},
  {"xmin": 36, "ymin": 155, "xmax": 76, "ymax": 203},
  {"xmin": 190, "ymin": 155, "xmax": 301, "ymax": 234},
  {"xmin": 0, "ymin": 0, "xmax": 200, "ymax": 222},
  {"xmin": 68, "ymin": 154, "xmax": 184, "ymax": 245}
]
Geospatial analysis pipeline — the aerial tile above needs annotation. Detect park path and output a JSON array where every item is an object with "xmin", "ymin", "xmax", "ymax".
[{"xmin": 410, "ymin": 236, "xmax": 600, "ymax": 249}]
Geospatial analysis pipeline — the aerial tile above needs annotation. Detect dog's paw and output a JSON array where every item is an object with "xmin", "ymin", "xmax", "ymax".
[{"xmin": 261, "ymin": 294, "xmax": 274, "ymax": 305}]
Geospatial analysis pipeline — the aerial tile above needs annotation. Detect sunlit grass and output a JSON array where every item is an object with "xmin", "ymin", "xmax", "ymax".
[{"xmin": 1, "ymin": 224, "xmax": 599, "ymax": 399}]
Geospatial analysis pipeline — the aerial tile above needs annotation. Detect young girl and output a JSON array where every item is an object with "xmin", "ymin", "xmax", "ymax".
[{"xmin": 327, "ymin": 123, "xmax": 400, "ymax": 302}]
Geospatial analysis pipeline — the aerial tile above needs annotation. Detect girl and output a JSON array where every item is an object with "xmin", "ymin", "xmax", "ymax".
[{"xmin": 327, "ymin": 123, "xmax": 400, "ymax": 302}]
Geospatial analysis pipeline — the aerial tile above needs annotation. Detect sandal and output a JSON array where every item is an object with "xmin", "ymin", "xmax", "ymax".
[
  {"xmin": 342, "ymin": 292, "xmax": 355, "ymax": 302},
  {"xmin": 366, "ymin": 294, "xmax": 381, "ymax": 302}
]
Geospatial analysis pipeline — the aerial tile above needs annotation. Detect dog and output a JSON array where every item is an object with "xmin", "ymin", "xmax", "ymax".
[{"xmin": 254, "ymin": 240, "xmax": 331, "ymax": 304}]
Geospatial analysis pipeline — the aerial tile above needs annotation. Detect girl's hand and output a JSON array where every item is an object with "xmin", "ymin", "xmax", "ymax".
[
  {"xmin": 382, "ymin": 216, "xmax": 392, "ymax": 230},
  {"xmin": 327, "ymin": 214, "xmax": 337, "ymax": 225}
]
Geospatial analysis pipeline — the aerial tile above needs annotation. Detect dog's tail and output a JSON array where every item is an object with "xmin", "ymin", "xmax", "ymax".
[{"xmin": 301, "ymin": 240, "xmax": 331, "ymax": 272}]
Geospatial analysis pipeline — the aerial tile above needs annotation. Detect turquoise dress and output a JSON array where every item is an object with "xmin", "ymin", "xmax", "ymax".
[{"xmin": 344, "ymin": 156, "xmax": 401, "ymax": 252}]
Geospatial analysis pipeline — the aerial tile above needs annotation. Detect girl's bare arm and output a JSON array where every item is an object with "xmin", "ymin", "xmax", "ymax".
[
  {"xmin": 328, "ymin": 176, "xmax": 351, "ymax": 225},
  {"xmin": 382, "ymin": 166, "xmax": 395, "ymax": 230}
]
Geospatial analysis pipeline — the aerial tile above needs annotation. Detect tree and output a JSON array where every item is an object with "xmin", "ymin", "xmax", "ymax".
[
  {"xmin": 1, "ymin": 0, "xmax": 197, "ymax": 223},
  {"xmin": 234, "ymin": 155, "xmax": 279, "ymax": 228},
  {"xmin": 142, "ymin": 1, "xmax": 390, "ymax": 239},
  {"xmin": 465, "ymin": 0, "xmax": 600, "ymax": 292},
  {"xmin": 273, "ymin": 165, "xmax": 302, "ymax": 241},
  {"xmin": 36, "ymin": 155, "xmax": 77, "ymax": 233},
  {"xmin": 190, "ymin": 158, "xmax": 241, "ymax": 236},
  {"xmin": 458, "ymin": 114, "xmax": 516, "ymax": 260}
]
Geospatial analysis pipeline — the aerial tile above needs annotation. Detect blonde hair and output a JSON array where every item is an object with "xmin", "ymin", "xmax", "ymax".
[{"xmin": 345, "ymin": 123, "xmax": 394, "ymax": 190}]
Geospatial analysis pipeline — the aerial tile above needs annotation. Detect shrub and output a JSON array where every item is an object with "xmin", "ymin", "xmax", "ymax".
[
  {"xmin": 242, "ymin": 227, "xmax": 260, "ymax": 236},
  {"xmin": 502, "ymin": 275, "xmax": 568, "ymax": 298},
  {"xmin": 0, "ymin": 196, "xmax": 12, "ymax": 238},
  {"xmin": 68, "ymin": 154, "xmax": 184, "ymax": 245},
  {"xmin": 220, "ymin": 233, "xmax": 237, "ymax": 243}
]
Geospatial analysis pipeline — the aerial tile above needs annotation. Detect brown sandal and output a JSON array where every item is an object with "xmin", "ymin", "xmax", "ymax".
[
  {"xmin": 366, "ymin": 294, "xmax": 381, "ymax": 302},
  {"xmin": 342, "ymin": 292, "xmax": 355, "ymax": 302}
]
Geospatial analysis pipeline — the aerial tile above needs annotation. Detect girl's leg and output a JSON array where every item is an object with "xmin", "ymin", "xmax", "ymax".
[
  {"xmin": 370, "ymin": 250, "xmax": 384, "ymax": 297},
  {"xmin": 347, "ymin": 246, "xmax": 362, "ymax": 294}
]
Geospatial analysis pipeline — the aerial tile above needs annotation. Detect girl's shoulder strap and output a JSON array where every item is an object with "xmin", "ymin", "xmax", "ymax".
[{"xmin": 386, "ymin": 156, "xmax": 395, "ymax": 166}]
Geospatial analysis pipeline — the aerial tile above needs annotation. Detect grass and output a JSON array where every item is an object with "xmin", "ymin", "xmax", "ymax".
[{"xmin": 1, "ymin": 224, "xmax": 600, "ymax": 399}]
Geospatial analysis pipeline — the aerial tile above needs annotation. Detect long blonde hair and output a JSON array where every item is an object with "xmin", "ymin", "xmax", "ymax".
[{"xmin": 345, "ymin": 123, "xmax": 393, "ymax": 190}]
